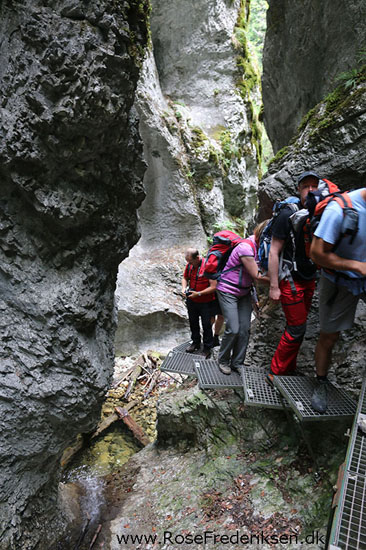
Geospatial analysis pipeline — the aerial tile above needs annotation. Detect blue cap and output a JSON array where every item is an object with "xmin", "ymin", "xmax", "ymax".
[{"xmin": 297, "ymin": 170, "xmax": 320, "ymax": 185}]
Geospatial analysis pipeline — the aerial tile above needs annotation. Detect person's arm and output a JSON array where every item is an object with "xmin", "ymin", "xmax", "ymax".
[
  {"xmin": 241, "ymin": 256, "xmax": 270, "ymax": 284},
  {"xmin": 268, "ymin": 237, "xmax": 285, "ymax": 301},
  {"xmin": 189, "ymin": 279, "xmax": 217, "ymax": 299},
  {"xmin": 182, "ymin": 275, "xmax": 189, "ymax": 297},
  {"xmin": 310, "ymin": 237, "xmax": 366, "ymax": 275}
]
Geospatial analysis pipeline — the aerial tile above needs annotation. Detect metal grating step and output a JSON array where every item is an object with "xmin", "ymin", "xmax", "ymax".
[
  {"xmin": 273, "ymin": 376, "xmax": 356, "ymax": 422},
  {"xmin": 347, "ymin": 375, "xmax": 366, "ymax": 477},
  {"xmin": 242, "ymin": 366, "xmax": 289, "ymax": 410},
  {"xmin": 160, "ymin": 351, "xmax": 196, "ymax": 376},
  {"xmin": 194, "ymin": 359, "xmax": 243, "ymax": 389},
  {"xmin": 171, "ymin": 341, "xmax": 205, "ymax": 357},
  {"xmin": 332, "ymin": 472, "xmax": 366, "ymax": 550},
  {"xmin": 348, "ymin": 430, "xmax": 366, "ymax": 478}
]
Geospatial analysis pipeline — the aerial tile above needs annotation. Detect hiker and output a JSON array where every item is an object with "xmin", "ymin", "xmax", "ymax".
[
  {"xmin": 309, "ymin": 187, "xmax": 366, "ymax": 413},
  {"xmin": 215, "ymin": 221, "xmax": 269, "ymax": 375},
  {"xmin": 182, "ymin": 248, "xmax": 216, "ymax": 357},
  {"xmin": 267, "ymin": 171, "xmax": 320, "ymax": 384}
]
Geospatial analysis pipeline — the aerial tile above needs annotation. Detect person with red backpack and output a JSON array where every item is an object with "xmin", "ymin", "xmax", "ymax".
[
  {"xmin": 214, "ymin": 222, "xmax": 269, "ymax": 375},
  {"xmin": 267, "ymin": 171, "xmax": 320, "ymax": 384},
  {"xmin": 309, "ymin": 187, "xmax": 366, "ymax": 413},
  {"xmin": 182, "ymin": 248, "xmax": 216, "ymax": 357}
]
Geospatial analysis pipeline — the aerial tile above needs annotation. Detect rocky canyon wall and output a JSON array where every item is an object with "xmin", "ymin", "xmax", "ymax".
[
  {"xmin": 115, "ymin": 0, "xmax": 262, "ymax": 355},
  {"xmin": 262, "ymin": 0, "xmax": 366, "ymax": 152},
  {"xmin": 0, "ymin": 1, "xmax": 148, "ymax": 548}
]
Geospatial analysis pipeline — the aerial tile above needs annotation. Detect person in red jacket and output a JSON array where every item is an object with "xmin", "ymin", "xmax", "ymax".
[
  {"xmin": 182, "ymin": 248, "xmax": 216, "ymax": 357},
  {"xmin": 267, "ymin": 171, "xmax": 320, "ymax": 383}
]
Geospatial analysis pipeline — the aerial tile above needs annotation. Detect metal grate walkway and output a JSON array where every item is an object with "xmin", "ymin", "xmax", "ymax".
[
  {"xmin": 171, "ymin": 341, "xmax": 206, "ymax": 357},
  {"xmin": 273, "ymin": 375, "xmax": 356, "ymax": 422},
  {"xmin": 160, "ymin": 351, "xmax": 196, "ymax": 376},
  {"xmin": 242, "ymin": 366, "xmax": 289, "ymax": 410},
  {"xmin": 329, "ymin": 371, "xmax": 366, "ymax": 550},
  {"xmin": 194, "ymin": 359, "xmax": 243, "ymax": 389}
]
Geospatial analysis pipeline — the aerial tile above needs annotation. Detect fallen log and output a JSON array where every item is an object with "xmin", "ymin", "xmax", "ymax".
[
  {"xmin": 91, "ymin": 400, "xmax": 138, "ymax": 440},
  {"xmin": 61, "ymin": 436, "xmax": 84, "ymax": 468},
  {"xmin": 89, "ymin": 524, "xmax": 102, "ymax": 549},
  {"xmin": 115, "ymin": 406, "xmax": 150, "ymax": 446},
  {"xmin": 124, "ymin": 361, "xmax": 143, "ymax": 398},
  {"xmin": 111, "ymin": 365, "xmax": 135, "ymax": 389},
  {"xmin": 144, "ymin": 371, "xmax": 161, "ymax": 398}
]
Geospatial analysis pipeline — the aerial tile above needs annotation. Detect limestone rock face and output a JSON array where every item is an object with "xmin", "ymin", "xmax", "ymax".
[
  {"xmin": 115, "ymin": 0, "xmax": 260, "ymax": 354},
  {"xmin": 258, "ymin": 81, "xmax": 366, "ymax": 217},
  {"xmin": 262, "ymin": 0, "xmax": 366, "ymax": 151},
  {"xmin": 0, "ymin": 1, "xmax": 148, "ymax": 548}
]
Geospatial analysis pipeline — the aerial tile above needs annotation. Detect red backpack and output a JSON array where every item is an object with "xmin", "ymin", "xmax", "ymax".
[
  {"xmin": 204, "ymin": 230, "xmax": 256, "ymax": 287},
  {"xmin": 303, "ymin": 180, "xmax": 358, "ymax": 256}
]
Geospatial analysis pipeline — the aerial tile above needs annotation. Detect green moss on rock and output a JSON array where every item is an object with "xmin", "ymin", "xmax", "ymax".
[
  {"xmin": 268, "ymin": 145, "xmax": 290, "ymax": 167},
  {"xmin": 196, "ymin": 174, "xmax": 214, "ymax": 191},
  {"xmin": 295, "ymin": 66, "xmax": 366, "ymax": 141}
]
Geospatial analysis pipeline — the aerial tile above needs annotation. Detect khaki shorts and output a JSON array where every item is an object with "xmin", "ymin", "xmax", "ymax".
[{"xmin": 319, "ymin": 275, "xmax": 363, "ymax": 333}]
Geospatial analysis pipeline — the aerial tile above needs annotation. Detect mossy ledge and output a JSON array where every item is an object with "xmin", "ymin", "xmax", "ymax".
[{"xmin": 233, "ymin": 0, "xmax": 263, "ymax": 172}]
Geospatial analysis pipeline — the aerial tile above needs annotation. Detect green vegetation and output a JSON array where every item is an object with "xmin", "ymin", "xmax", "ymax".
[
  {"xmin": 191, "ymin": 127, "xmax": 207, "ymax": 150},
  {"xmin": 267, "ymin": 145, "xmax": 290, "ymax": 167},
  {"xmin": 247, "ymin": 0, "xmax": 268, "ymax": 69},
  {"xmin": 296, "ymin": 65, "xmax": 366, "ymax": 140},
  {"xmin": 219, "ymin": 130, "xmax": 241, "ymax": 160},
  {"xmin": 196, "ymin": 174, "xmax": 214, "ymax": 191},
  {"xmin": 233, "ymin": 1, "xmax": 263, "ymax": 171}
]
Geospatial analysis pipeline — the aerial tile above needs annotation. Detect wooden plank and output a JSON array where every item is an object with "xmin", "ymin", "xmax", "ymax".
[
  {"xmin": 61, "ymin": 438, "xmax": 84, "ymax": 468},
  {"xmin": 144, "ymin": 371, "xmax": 160, "ymax": 398},
  {"xmin": 115, "ymin": 406, "xmax": 150, "ymax": 446},
  {"xmin": 124, "ymin": 362, "xmax": 143, "ymax": 398},
  {"xmin": 111, "ymin": 366, "xmax": 135, "ymax": 389},
  {"xmin": 91, "ymin": 400, "xmax": 138, "ymax": 440}
]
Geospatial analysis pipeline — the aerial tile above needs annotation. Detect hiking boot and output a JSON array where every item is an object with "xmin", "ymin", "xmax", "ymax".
[
  {"xmin": 213, "ymin": 334, "xmax": 220, "ymax": 347},
  {"xmin": 203, "ymin": 348, "xmax": 212, "ymax": 359},
  {"xmin": 311, "ymin": 380, "xmax": 328, "ymax": 413},
  {"xmin": 218, "ymin": 363, "xmax": 231, "ymax": 375},
  {"xmin": 186, "ymin": 343, "xmax": 200, "ymax": 353}
]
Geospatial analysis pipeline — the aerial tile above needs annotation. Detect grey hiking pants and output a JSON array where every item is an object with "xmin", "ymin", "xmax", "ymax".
[{"xmin": 216, "ymin": 290, "xmax": 252, "ymax": 368}]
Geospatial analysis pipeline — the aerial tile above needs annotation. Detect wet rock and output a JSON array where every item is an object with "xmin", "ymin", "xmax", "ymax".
[
  {"xmin": 0, "ymin": 0, "xmax": 148, "ymax": 548},
  {"xmin": 103, "ymin": 385, "xmax": 347, "ymax": 550}
]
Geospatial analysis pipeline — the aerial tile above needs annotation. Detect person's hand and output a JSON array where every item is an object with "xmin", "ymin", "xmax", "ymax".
[
  {"xmin": 269, "ymin": 286, "xmax": 281, "ymax": 302},
  {"xmin": 189, "ymin": 291, "xmax": 199, "ymax": 299},
  {"xmin": 181, "ymin": 290, "xmax": 187, "ymax": 298},
  {"xmin": 356, "ymin": 261, "xmax": 366, "ymax": 277}
]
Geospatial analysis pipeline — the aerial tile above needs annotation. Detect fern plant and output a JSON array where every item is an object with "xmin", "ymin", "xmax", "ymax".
[{"xmin": 335, "ymin": 68, "xmax": 360, "ymax": 90}]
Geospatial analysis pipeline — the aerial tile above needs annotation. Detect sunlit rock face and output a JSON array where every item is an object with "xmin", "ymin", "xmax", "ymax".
[
  {"xmin": 262, "ymin": 0, "xmax": 366, "ymax": 151},
  {"xmin": 0, "ymin": 1, "xmax": 148, "ymax": 547},
  {"xmin": 115, "ymin": 0, "xmax": 260, "ymax": 354}
]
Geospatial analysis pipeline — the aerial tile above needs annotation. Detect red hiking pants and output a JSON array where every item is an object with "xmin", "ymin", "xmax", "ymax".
[{"xmin": 270, "ymin": 278, "xmax": 316, "ymax": 375}]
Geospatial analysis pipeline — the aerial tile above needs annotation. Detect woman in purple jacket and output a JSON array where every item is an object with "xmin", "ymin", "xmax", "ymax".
[{"xmin": 215, "ymin": 222, "xmax": 269, "ymax": 375}]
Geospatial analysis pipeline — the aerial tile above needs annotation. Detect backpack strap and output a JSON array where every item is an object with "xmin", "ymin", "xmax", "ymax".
[
  {"xmin": 186, "ymin": 259, "xmax": 203, "ymax": 290},
  {"xmin": 219, "ymin": 239, "xmax": 256, "ymax": 289}
]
